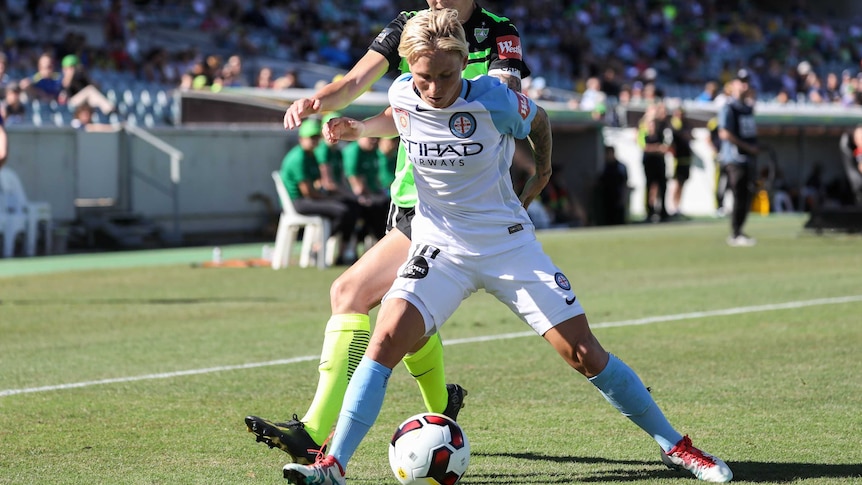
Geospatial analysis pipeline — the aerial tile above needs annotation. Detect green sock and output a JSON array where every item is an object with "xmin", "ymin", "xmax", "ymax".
[
  {"xmin": 301, "ymin": 314, "xmax": 370, "ymax": 444},
  {"xmin": 402, "ymin": 333, "xmax": 447, "ymax": 414}
]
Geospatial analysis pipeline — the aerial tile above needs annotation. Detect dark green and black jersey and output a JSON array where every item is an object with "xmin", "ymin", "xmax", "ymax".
[
  {"xmin": 368, "ymin": 4, "xmax": 531, "ymax": 208},
  {"xmin": 370, "ymin": 5, "xmax": 531, "ymax": 81}
]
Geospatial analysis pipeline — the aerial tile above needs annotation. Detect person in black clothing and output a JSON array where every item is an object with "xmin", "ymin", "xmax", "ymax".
[
  {"xmin": 707, "ymin": 115, "xmax": 729, "ymax": 215},
  {"xmin": 853, "ymin": 125, "xmax": 862, "ymax": 175},
  {"xmin": 60, "ymin": 55, "xmax": 115, "ymax": 115},
  {"xmin": 639, "ymin": 104, "xmax": 670, "ymax": 222},
  {"xmin": 597, "ymin": 145, "xmax": 629, "ymax": 225},
  {"xmin": 668, "ymin": 105, "xmax": 693, "ymax": 218},
  {"xmin": 718, "ymin": 69, "xmax": 759, "ymax": 246}
]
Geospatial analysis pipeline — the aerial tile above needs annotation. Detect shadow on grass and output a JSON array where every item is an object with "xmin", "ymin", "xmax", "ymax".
[
  {"xmin": 730, "ymin": 461, "xmax": 862, "ymax": 482},
  {"xmin": 453, "ymin": 452, "xmax": 862, "ymax": 483},
  {"xmin": 0, "ymin": 297, "xmax": 280, "ymax": 305}
]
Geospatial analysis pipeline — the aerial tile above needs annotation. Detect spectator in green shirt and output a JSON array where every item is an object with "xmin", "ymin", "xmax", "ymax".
[
  {"xmin": 342, "ymin": 136, "xmax": 389, "ymax": 241},
  {"xmin": 280, "ymin": 118, "xmax": 360, "ymax": 264},
  {"xmin": 314, "ymin": 112, "xmax": 349, "ymax": 195}
]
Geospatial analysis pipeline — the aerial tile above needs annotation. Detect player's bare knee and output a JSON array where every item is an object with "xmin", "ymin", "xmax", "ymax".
[
  {"xmin": 408, "ymin": 336, "xmax": 430, "ymax": 354},
  {"xmin": 552, "ymin": 333, "xmax": 607, "ymax": 377},
  {"xmin": 329, "ymin": 272, "xmax": 367, "ymax": 313},
  {"xmin": 366, "ymin": 335, "xmax": 407, "ymax": 368}
]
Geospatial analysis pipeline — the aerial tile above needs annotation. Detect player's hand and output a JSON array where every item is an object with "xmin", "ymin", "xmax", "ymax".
[
  {"xmin": 284, "ymin": 98, "xmax": 322, "ymax": 130},
  {"xmin": 323, "ymin": 116, "xmax": 364, "ymax": 143}
]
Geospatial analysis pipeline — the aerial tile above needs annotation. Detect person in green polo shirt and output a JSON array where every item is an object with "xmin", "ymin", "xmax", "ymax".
[
  {"xmin": 279, "ymin": 118, "xmax": 360, "ymax": 263},
  {"xmin": 314, "ymin": 112, "xmax": 349, "ymax": 195},
  {"xmin": 342, "ymin": 136, "xmax": 389, "ymax": 242}
]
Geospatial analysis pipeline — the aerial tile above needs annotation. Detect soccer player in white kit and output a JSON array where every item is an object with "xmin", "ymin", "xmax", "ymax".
[{"xmin": 283, "ymin": 9, "xmax": 733, "ymax": 485}]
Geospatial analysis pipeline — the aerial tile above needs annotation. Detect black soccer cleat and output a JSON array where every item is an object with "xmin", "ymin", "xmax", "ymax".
[
  {"xmin": 244, "ymin": 414, "xmax": 323, "ymax": 464},
  {"xmin": 442, "ymin": 384, "xmax": 468, "ymax": 421}
]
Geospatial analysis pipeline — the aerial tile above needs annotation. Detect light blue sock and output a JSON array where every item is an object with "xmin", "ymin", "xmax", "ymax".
[
  {"xmin": 328, "ymin": 356, "xmax": 392, "ymax": 467},
  {"xmin": 589, "ymin": 354, "xmax": 683, "ymax": 452}
]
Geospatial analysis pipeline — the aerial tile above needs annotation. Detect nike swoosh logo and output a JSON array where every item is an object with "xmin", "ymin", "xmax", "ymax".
[
  {"xmin": 565, "ymin": 296, "xmax": 576, "ymax": 305},
  {"xmin": 415, "ymin": 105, "xmax": 433, "ymax": 112},
  {"xmin": 409, "ymin": 369, "xmax": 434, "ymax": 378}
]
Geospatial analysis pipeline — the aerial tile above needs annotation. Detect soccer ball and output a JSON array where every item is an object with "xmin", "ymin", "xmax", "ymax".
[{"xmin": 388, "ymin": 413, "xmax": 470, "ymax": 485}]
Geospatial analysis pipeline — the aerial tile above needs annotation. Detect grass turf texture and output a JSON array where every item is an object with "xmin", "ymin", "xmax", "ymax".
[{"xmin": 1, "ymin": 214, "xmax": 861, "ymax": 484}]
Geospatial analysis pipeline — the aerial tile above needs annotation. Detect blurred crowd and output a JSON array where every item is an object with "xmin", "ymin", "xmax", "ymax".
[{"xmin": 1, "ymin": 0, "xmax": 862, "ymax": 127}]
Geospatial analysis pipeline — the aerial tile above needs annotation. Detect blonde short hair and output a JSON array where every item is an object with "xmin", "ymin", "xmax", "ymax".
[{"xmin": 398, "ymin": 9, "xmax": 469, "ymax": 64}]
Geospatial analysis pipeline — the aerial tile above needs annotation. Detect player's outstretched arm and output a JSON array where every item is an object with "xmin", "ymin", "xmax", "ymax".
[
  {"xmin": 519, "ymin": 106, "xmax": 552, "ymax": 209},
  {"xmin": 283, "ymin": 51, "xmax": 390, "ymax": 130},
  {"xmin": 323, "ymin": 107, "xmax": 398, "ymax": 143}
]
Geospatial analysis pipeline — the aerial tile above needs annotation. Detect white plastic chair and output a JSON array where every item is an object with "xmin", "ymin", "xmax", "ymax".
[
  {"xmin": 0, "ymin": 186, "xmax": 28, "ymax": 258},
  {"xmin": 270, "ymin": 171, "xmax": 332, "ymax": 269},
  {"xmin": 0, "ymin": 167, "xmax": 53, "ymax": 257}
]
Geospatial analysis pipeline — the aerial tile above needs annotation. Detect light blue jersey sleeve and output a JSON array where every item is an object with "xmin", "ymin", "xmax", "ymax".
[{"xmin": 467, "ymin": 76, "xmax": 537, "ymax": 139}]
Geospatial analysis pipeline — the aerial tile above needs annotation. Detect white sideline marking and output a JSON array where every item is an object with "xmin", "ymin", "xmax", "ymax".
[
  {"xmin": 2, "ymin": 295, "xmax": 861, "ymax": 398},
  {"xmin": 0, "ymin": 356, "xmax": 320, "ymax": 397}
]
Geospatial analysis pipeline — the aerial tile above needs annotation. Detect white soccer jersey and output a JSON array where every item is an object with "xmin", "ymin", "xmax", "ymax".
[{"xmin": 388, "ymin": 74, "xmax": 539, "ymax": 256}]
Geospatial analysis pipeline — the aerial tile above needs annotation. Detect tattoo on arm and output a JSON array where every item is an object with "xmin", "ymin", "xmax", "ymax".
[
  {"xmin": 529, "ymin": 108, "xmax": 553, "ymax": 180},
  {"xmin": 518, "ymin": 107, "xmax": 552, "ymax": 208},
  {"xmin": 493, "ymin": 73, "xmax": 522, "ymax": 93}
]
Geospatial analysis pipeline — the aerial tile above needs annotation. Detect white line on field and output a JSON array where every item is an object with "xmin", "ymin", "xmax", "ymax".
[{"xmin": 2, "ymin": 295, "xmax": 861, "ymax": 398}]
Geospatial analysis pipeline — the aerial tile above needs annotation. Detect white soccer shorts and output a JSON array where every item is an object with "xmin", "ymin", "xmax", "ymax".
[{"xmin": 383, "ymin": 239, "xmax": 586, "ymax": 336}]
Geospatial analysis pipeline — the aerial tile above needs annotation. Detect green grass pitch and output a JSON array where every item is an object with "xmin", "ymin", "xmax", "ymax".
[{"xmin": 1, "ymin": 214, "xmax": 860, "ymax": 484}]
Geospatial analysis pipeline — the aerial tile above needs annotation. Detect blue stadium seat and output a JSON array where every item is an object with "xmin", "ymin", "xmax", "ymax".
[
  {"xmin": 138, "ymin": 89, "xmax": 153, "ymax": 107},
  {"xmin": 155, "ymin": 89, "xmax": 170, "ymax": 108},
  {"xmin": 122, "ymin": 89, "xmax": 135, "ymax": 107}
]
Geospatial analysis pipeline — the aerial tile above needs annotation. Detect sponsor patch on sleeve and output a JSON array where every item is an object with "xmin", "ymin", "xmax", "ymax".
[
  {"xmin": 495, "ymin": 35, "xmax": 522, "ymax": 60},
  {"xmin": 374, "ymin": 27, "xmax": 393, "ymax": 45},
  {"xmin": 515, "ymin": 92, "xmax": 531, "ymax": 120}
]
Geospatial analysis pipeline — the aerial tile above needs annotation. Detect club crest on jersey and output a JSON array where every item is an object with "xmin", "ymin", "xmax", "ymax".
[
  {"xmin": 401, "ymin": 256, "xmax": 429, "ymax": 279},
  {"xmin": 394, "ymin": 107, "xmax": 411, "ymax": 136},
  {"xmin": 554, "ymin": 272, "xmax": 571, "ymax": 291},
  {"xmin": 449, "ymin": 112, "xmax": 476, "ymax": 138},
  {"xmin": 474, "ymin": 27, "xmax": 489, "ymax": 43}
]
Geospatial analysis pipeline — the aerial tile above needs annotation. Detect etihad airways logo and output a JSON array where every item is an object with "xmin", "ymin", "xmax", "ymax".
[
  {"xmin": 496, "ymin": 35, "xmax": 522, "ymax": 60},
  {"xmin": 401, "ymin": 140, "xmax": 484, "ymax": 158}
]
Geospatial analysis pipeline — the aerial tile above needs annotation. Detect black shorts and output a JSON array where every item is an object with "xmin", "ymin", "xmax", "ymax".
[
  {"xmin": 643, "ymin": 157, "xmax": 666, "ymax": 183},
  {"xmin": 386, "ymin": 204, "xmax": 415, "ymax": 240},
  {"xmin": 674, "ymin": 158, "xmax": 692, "ymax": 183}
]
